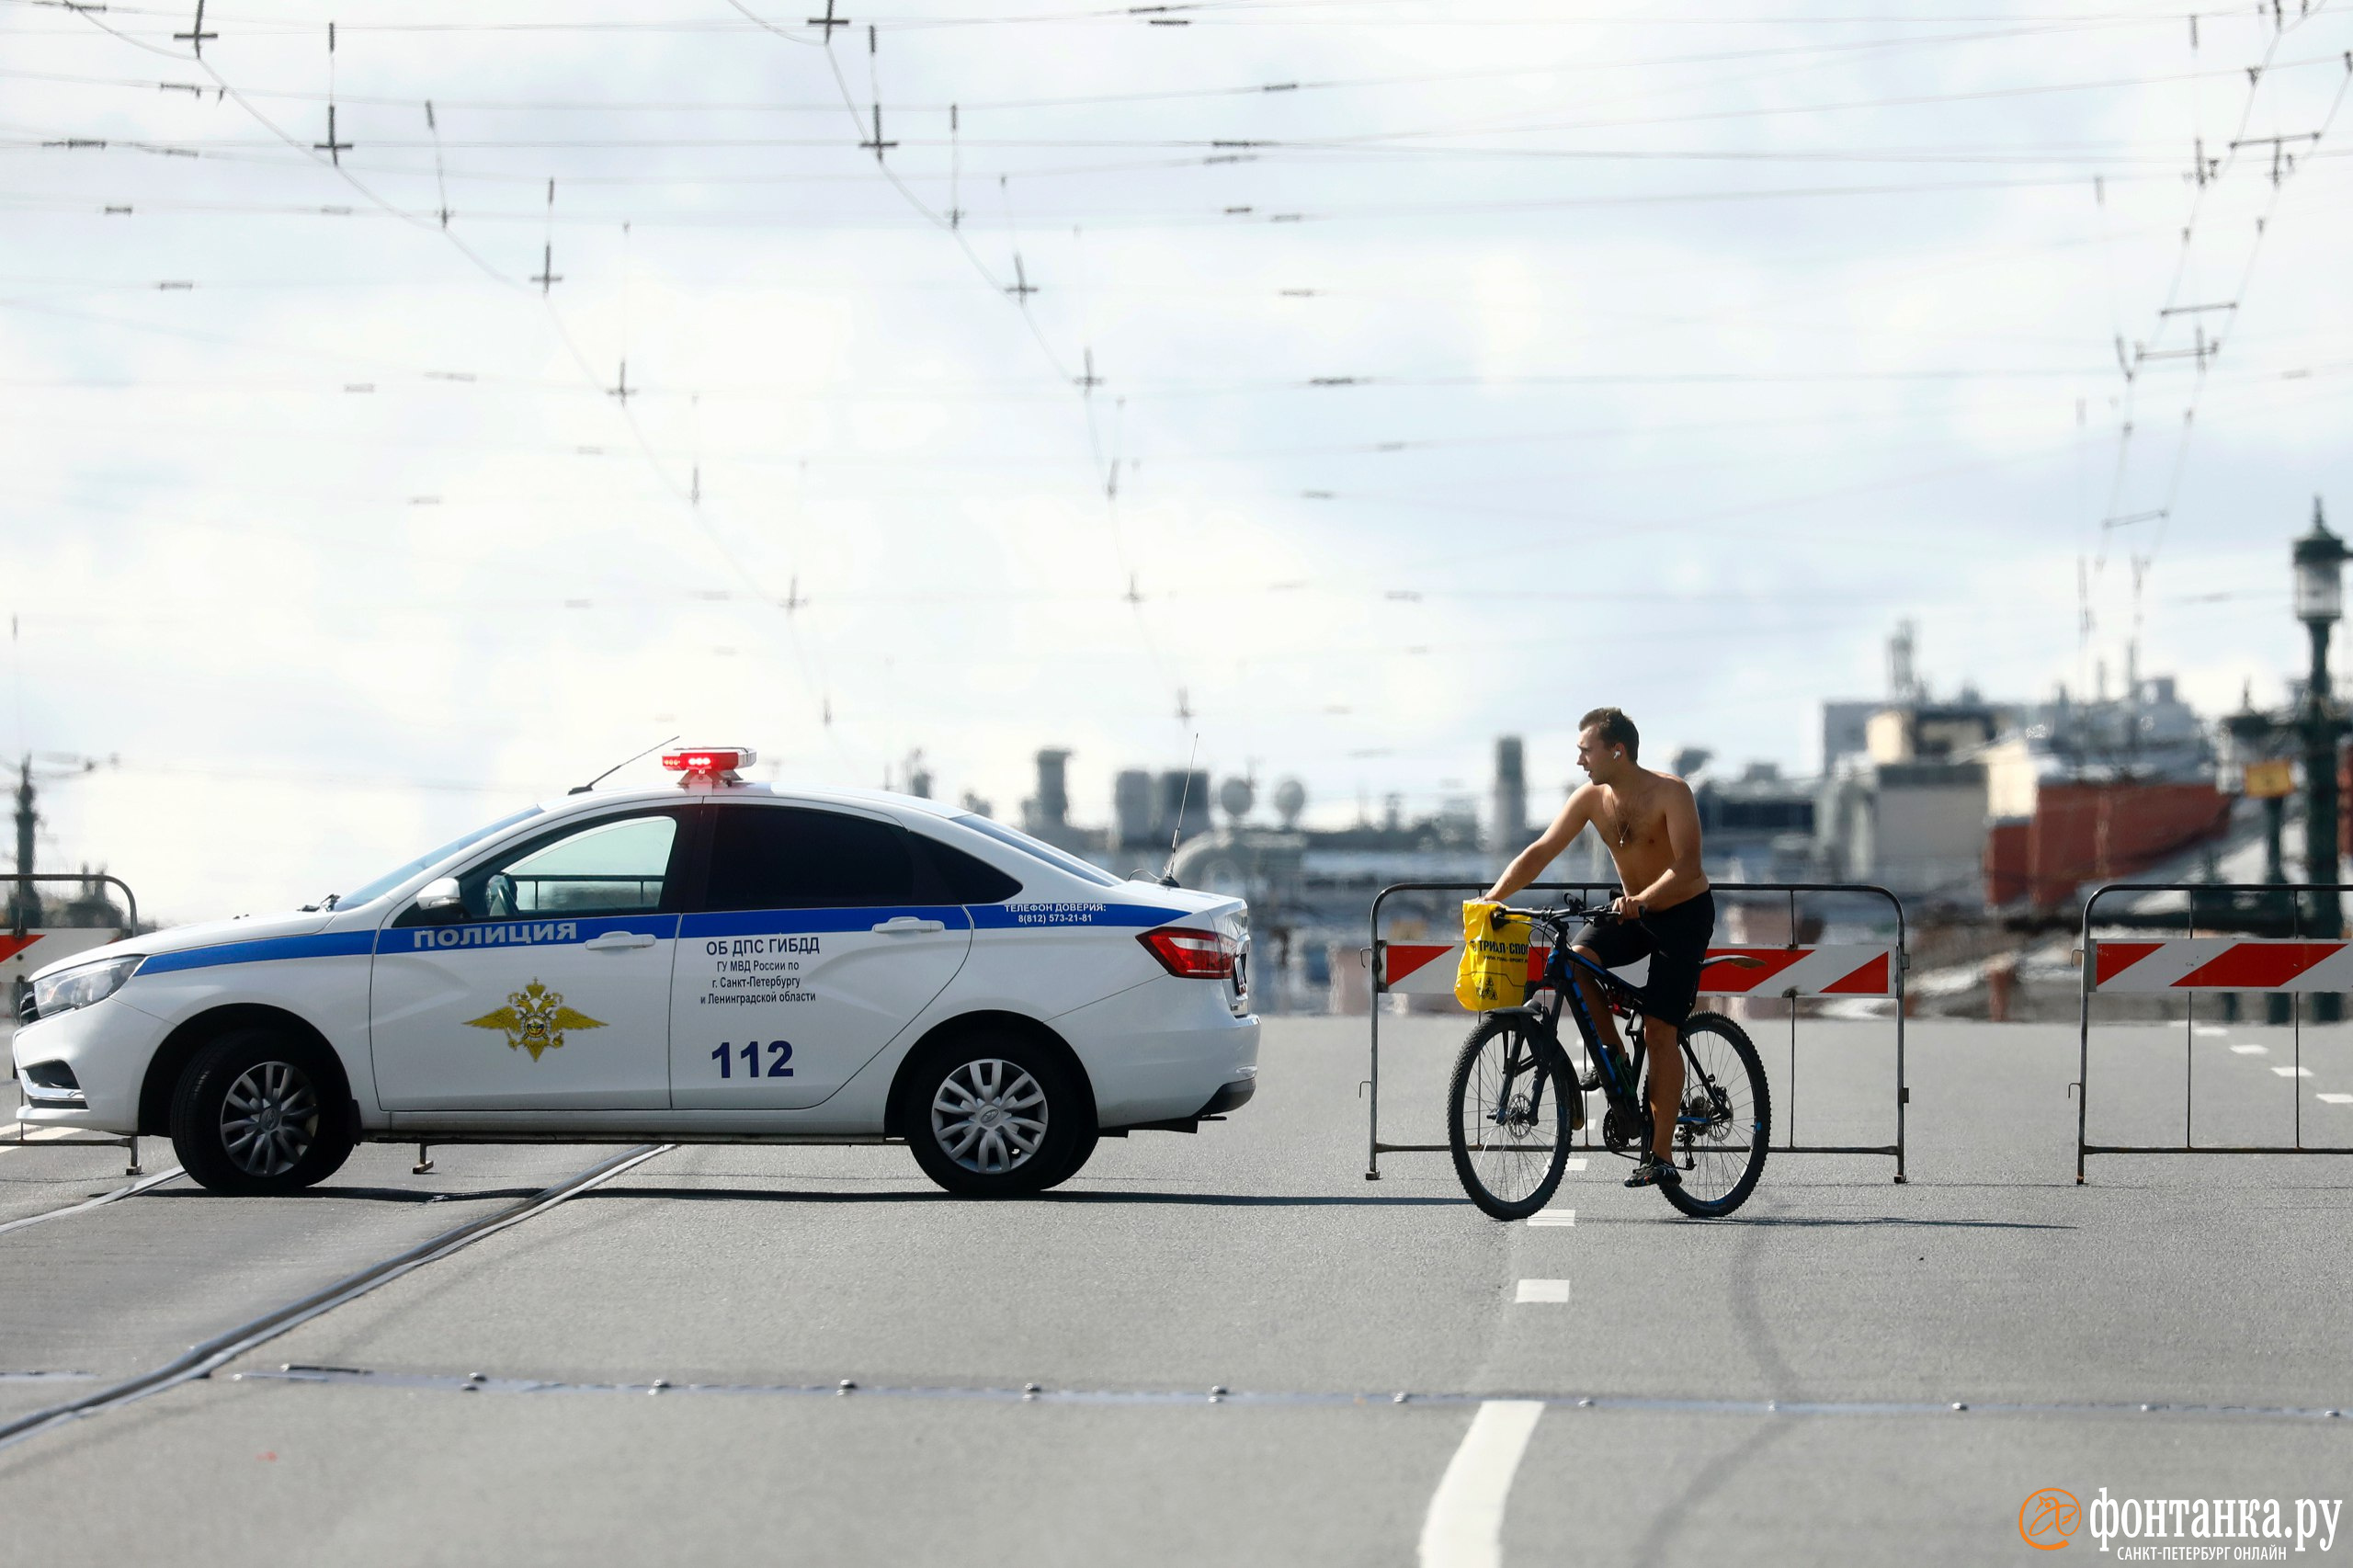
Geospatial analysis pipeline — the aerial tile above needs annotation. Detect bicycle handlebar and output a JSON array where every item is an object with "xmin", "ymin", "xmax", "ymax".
[{"xmin": 1495, "ymin": 900, "xmax": 1622, "ymax": 929}]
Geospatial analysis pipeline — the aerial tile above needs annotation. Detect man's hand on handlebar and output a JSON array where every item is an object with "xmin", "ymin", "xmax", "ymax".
[{"xmin": 1610, "ymin": 894, "xmax": 1645, "ymax": 921}]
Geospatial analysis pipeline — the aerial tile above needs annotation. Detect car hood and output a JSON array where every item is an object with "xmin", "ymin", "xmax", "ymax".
[{"xmin": 28, "ymin": 909, "xmax": 336, "ymax": 983}]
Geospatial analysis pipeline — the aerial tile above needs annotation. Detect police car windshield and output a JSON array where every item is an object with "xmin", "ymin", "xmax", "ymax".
[
  {"xmin": 335, "ymin": 805, "xmax": 545, "ymax": 909},
  {"xmin": 954, "ymin": 813, "xmax": 1122, "ymax": 889}
]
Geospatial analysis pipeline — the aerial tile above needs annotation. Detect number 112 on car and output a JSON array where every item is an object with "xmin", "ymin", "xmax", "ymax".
[{"xmin": 711, "ymin": 1040, "xmax": 794, "ymax": 1078}]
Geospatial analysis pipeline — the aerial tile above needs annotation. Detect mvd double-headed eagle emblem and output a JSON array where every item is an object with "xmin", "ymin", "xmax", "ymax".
[{"xmin": 463, "ymin": 980, "xmax": 606, "ymax": 1062}]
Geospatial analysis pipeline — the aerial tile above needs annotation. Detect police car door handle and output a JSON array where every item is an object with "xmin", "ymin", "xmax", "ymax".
[
  {"xmin": 583, "ymin": 932, "xmax": 657, "ymax": 951},
  {"xmin": 872, "ymin": 916, "xmax": 945, "ymax": 935}
]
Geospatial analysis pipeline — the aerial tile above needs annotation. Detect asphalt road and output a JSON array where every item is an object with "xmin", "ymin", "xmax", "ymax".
[{"xmin": 3, "ymin": 1013, "xmax": 2350, "ymax": 1565}]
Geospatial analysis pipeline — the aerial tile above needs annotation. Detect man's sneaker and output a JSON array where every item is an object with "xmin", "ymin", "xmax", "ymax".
[{"xmin": 1624, "ymin": 1153, "xmax": 1682, "ymax": 1188}]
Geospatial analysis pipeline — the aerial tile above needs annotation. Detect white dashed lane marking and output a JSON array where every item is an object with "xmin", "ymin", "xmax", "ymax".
[
  {"xmin": 1417, "ymin": 1401, "xmax": 1545, "ymax": 1568},
  {"xmin": 2272, "ymin": 1066, "xmax": 2314, "ymax": 1078},
  {"xmin": 1563, "ymin": 1158, "xmax": 1587, "ymax": 1172},
  {"xmin": 1515, "ymin": 1279, "xmax": 1571, "ymax": 1303},
  {"xmin": 2230, "ymin": 1044, "xmax": 2269, "ymax": 1055},
  {"xmin": 1526, "ymin": 1210, "xmax": 1575, "ymax": 1228},
  {"xmin": 2319, "ymin": 1094, "xmax": 2353, "ymax": 1106}
]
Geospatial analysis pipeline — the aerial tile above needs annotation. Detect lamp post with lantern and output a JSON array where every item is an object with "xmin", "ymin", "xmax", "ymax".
[{"xmin": 2293, "ymin": 499, "xmax": 2347, "ymax": 1019}]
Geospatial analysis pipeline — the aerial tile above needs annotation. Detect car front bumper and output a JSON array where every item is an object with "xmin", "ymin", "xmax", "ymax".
[{"xmin": 7, "ymin": 992, "xmax": 165, "ymax": 1133}]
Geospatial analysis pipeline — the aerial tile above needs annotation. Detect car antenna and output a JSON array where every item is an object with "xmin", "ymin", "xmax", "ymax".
[
  {"xmin": 568, "ymin": 734, "xmax": 680, "ymax": 795},
  {"xmin": 1158, "ymin": 732, "xmax": 1200, "ymax": 888}
]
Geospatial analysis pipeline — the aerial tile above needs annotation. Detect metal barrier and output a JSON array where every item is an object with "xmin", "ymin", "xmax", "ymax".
[
  {"xmin": 2075, "ymin": 881, "xmax": 2353, "ymax": 1182},
  {"xmin": 1364, "ymin": 881, "xmax": 1909, "ymax": 1183},
  {"xmin": 6, "ymin": 873, "xmax": 146, "ymax": 1174}
]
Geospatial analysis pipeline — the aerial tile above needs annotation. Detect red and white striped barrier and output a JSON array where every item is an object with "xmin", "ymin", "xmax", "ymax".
[
  {"xmin": 1379, "ymin": 941, "xmax": 1896, "ymax": 998},
  {"xmin": 1, "ymin": 929, "xmax": 117, "ymax": 987},
  {"xmin": 2090, "ymin": 938, "xmax": 2353, "ymax": 994}
]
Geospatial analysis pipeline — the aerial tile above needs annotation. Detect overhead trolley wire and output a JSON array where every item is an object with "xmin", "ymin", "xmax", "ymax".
[
  {"xmin": 2084, "ymin": 5, "xmax": 2351, "ymax": 667},
  {"xmin": 717, "ymin": 0, "xmax": 1194, "ymax": 725},
  {"xmin": 0, "ymin": 1, "xmax": 2285, "ymax": 36},
  {"xmin": 52, "ymin": 0, "xmax": 858, "ymax": 764},
  {"xmin": 0, "ymin": 15, "xmax": 2213, "ymax": 110}
]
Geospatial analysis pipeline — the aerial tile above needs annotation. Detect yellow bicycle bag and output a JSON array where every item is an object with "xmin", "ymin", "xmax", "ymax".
[{"xmin": 1456, "ymin": 902, "xmax": 1532, "ymax": 1011}]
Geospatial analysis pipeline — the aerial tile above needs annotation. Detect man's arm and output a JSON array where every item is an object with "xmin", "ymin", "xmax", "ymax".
[
  {"xmin": 1482, "ymin": 789, "xmax": 1592, "ymax": 903},
  {"xmin": 1627, "ymin": 778, "xmax": 1706, "ymax": 913}
]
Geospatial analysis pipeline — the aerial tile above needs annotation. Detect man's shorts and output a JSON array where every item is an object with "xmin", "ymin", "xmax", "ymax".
[{"xmin": 1572, "ymin": 890, "xmax": 1718, "ymax": 1029}]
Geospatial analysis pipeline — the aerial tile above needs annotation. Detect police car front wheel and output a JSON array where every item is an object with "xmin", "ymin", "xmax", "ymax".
[
  {"xmin": 905, "ymin": 1036, "xmax": 1091, "ymax": 1197},
  {"xmin": 169, "ymin": 1028, "xmax": 357, "ymax": 1195}
]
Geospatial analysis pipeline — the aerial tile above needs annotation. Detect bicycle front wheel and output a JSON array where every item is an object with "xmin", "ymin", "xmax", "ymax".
[
  {"xmin": 1447, "ymin": 1014, "xmax": 1572, "ymax": 1221},
  {"xmin": 1658, "ymin": 1009, "xmax": 1770, "ymax": 1219}
]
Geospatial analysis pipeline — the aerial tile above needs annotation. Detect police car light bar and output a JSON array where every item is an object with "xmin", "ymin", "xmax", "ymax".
[{"xmin": 662, "ymin": 747, "xmax": 756, "ymax": 778}]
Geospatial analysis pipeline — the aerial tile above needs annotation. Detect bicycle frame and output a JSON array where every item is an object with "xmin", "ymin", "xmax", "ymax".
[
  {"xmin": 1483, "ymin": 907, "xmax": 1727, "ymax": 1154},
  {"xmin": 1477, "ymin": 914, "xmax": 1633, "ymax": 1130}
]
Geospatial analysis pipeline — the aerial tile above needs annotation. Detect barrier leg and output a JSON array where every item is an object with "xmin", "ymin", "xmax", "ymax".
[
  {"xmin": 2184, "ymin": 990, "xmax": 2194, "ymax": 1149},
  {"xmin": 1893, "ymin": 901, "xmax": 1908, "ymax": 1184},
  {"xmin": 1365, "ymin": 941, "xmax": 1381, "ymax": 1182},
  {"xmin": 2075, "ymin": 971, "xmax": 2090, "ymax": 1186},
  {"xmin": 1786, "ymin": 998, "xmax": 1797, "ymax": 1149},
  {"xmin": 1893, "ymin": 991, "xmax": 1908, "ymax": 1185},
  {"xmin": 125, "ymin": 1136, "xmax": 141, "ymax": 1177}
]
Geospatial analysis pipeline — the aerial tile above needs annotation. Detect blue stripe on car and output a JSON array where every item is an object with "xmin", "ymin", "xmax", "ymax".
[
  {"xmin": 379, "ymin": 915, "xmax": 676, "ymax": 953},
  {"xmin": 131, "ymin": 901, "xmax": 1194, "ymax": 974},
  {"xmin": 138, "ymin": 931, "xmax": 376, "ymax": 974}
]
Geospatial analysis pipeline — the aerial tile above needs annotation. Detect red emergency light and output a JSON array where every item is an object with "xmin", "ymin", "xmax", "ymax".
[{"xmin": 662, "ymin": 746, "xmax": 756, "ymax": 779}]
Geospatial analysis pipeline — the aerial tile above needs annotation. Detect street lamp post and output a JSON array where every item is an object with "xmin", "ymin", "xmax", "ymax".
[{"xmin": 2293, "ymin": 499, "xmax": 2347, "ymax": 1021}]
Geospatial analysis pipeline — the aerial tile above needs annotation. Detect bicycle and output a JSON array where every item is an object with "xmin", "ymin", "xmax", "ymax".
[{"xmin": 1445, "ymin": 902, "xmax": 1771, "ymax": 1220}]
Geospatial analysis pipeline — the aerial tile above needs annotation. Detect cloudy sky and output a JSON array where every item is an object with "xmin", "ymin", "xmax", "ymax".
[{"xmin": 6, "ymin": 0, "xmax": 2353, "ymax": 922}]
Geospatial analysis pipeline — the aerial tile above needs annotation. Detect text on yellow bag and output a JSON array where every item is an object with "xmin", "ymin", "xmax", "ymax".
[{"xmin": 1456, "ymin": 902, "xmax": 1532, "ymax": 1012}]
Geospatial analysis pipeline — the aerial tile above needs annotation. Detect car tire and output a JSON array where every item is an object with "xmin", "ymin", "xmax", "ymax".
[
  {"xmin": 904, "ymin": 1032, "xmax": 1088, "ymax": 1197},
  {"xmin": 1038, "ymin": 1126, "xmax": 1099, "ymax": 1192},
  {"xmin": 169, "ymin": 1028, "xmax": 357, "ymax": 1196}
]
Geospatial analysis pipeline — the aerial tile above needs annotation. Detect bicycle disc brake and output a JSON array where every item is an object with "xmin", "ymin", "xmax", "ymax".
[{"xmin": 1681, "ymin": 1082, "xmax": 1733, "ymax": 1143}]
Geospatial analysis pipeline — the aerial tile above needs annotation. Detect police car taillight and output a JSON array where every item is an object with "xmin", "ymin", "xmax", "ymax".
[
  {"xmin": 1137, "ymin": 926, "xmax": 1235, "ymax": 980},
  {"xmin": 662, "ymin": 746, "xmax": 756, "ymax": 782}
]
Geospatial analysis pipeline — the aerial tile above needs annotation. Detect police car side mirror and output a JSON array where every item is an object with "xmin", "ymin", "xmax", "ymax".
[{"xmin": 415, "ymin": 877, "xmax": 464, "ymax": 924}]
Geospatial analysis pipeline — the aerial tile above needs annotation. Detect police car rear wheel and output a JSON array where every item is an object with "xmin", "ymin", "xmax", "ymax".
[
  {"xmin": 906, "ymin": 1038, "xmax": 1085, "ymax": 1197},
  {"xmin": 170, "ymin": 1028, "xmax": 356, "ymax": 1196}
]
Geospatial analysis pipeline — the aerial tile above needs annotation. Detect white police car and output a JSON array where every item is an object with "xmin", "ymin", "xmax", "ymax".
[{"xmin": 10, "ymin": 748, "xmax": 1257, "ymax": 1197}]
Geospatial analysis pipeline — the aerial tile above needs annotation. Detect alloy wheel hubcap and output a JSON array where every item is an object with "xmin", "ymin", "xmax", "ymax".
[
  {"xmin": 930, "ymin": 1059, "xmax": 1048, "ymax": 1175},
  {"xmin": 220, "ymin": 1060, "xmax": 320, "ymax": 1177}
]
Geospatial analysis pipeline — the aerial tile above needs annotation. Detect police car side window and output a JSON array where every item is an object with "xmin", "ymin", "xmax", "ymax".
[
  {"xmin": 911, "ymin": 834, "xmax": 1021, "ymax": 904},
  {"xmin": 449, "ymin": 812, "xmax": 682, "ymax": 922},
  {"xmin": 703, "ymin": 807, "xmax": 916, "ymax": 911}
]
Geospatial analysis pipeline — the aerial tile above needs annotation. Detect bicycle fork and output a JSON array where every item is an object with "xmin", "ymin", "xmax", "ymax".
[{"xmin": 1490, "ymin": 1034, "xmax": 1552, "ymax": 1128}]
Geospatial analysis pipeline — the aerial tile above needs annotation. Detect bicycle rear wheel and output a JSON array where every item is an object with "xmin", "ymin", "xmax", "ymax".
[
  {"xmin": 1448, "ymin": 1014, "xmax": 1573, "ymax": 1221},
  {"xmin": 1657, "ymin": 1009, "xmax": 1770, "ymax": 1219}
]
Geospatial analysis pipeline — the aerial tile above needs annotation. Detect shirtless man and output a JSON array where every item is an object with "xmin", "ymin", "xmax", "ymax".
[{"xmin": 1480, "ymin": 706, "xmax": 1713, "ymax": 1189}]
